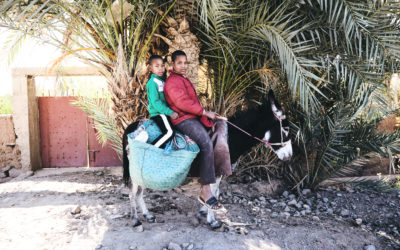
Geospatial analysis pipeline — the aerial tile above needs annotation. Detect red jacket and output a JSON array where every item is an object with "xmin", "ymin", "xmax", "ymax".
[{"xmin": 164, "ymin": 70, "xmax": 213, "ymax": 127}]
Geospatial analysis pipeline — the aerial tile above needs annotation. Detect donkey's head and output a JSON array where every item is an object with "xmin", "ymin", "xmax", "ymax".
[{"xmin": 261, "ymin": 90, "xmax": 292, "ymax": 161}]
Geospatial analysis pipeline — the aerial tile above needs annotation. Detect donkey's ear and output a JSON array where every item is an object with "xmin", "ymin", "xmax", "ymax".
[
  {"xmin": 259, "ymin": 94, "xmax": 269, "ymax": 111},
  {"xmin": 268, "ymin": 89, "xmax": 276, "ymax": 105},
  {"xmin": 268, "ymin": 89, "xmax": 282, "ymax": 111}
]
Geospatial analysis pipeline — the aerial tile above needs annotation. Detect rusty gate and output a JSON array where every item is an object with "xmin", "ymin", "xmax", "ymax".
[{"xmin": 38, "ymin": 97, "xmax": 121, "ymax": 167}]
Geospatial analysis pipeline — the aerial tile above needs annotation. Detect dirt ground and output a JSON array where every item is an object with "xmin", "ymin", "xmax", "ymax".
[{"xmin": 0, "ymin": 167, "xmax": 398, "ymax": 250}]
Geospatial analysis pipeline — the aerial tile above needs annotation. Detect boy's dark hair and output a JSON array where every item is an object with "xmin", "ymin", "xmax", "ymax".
[
  {"xmin": 148, "ymin": 55, "xmax": 163, "ymax": 65},
  {"xmin": 171, "ymin": 50, "xmax": 186, "ymax": 62}
]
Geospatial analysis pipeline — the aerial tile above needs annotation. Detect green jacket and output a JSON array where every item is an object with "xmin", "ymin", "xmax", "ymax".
[{"xmin": 146, "ymin": 74, "xmax": 174, "ymax": 117}]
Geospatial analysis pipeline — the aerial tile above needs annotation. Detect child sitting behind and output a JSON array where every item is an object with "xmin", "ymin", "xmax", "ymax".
[{"xmin": 146, "ymin": 55, "xmax": 179, "ymax": 148}]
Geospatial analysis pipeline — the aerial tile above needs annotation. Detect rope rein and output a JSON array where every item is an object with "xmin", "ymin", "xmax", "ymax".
[{"xmin": 216, "ymin": 112, "xmax": 288, "ymax": 149}]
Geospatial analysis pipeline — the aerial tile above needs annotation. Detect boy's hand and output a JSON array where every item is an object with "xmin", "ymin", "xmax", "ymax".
[
  {"xmin": 171, "ymin": 112, "xmax": 179, "ymax": 120},
  {"xmin": 204, "ymin": 111, "xmax": 216, "ymax": 120}
]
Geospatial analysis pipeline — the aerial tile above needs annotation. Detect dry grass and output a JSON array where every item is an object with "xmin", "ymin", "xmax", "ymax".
[
  {"xmin": 377, "ymin": 114, "xmax": 398, "ymax": 133},
  {"xmin": 228, "ymin": 144, "xmax": 280, "ymax": 182}
]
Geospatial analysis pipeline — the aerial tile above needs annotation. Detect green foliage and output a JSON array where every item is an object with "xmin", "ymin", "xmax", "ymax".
[
  {"xmin": 0, "ymin": 95, "xmax": 12, "ymax": 114},
  {"xmin": 351, "ymin": 177, "xmax": 400, "ymax": 193},
  {"xmin": 197, "ymin": 0, "xmax": 400, "ymax": 188},
  {"xmin": 0, "ymin": 30, "xmax": 29, "ymax": 68}
]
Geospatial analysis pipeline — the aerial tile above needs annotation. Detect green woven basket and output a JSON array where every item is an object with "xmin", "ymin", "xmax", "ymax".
[{"xmin": 128, "ymin": 138, "xmax": 199, "ymax": 190}]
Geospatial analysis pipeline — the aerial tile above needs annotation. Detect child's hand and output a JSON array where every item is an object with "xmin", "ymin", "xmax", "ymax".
[
  {"xmin": 171, "ymin": 112, "xmax": 179, "ymax": 120},
  {"xmin": 204, "ymin": 111, "xmax": 217, "ymax": 120}
]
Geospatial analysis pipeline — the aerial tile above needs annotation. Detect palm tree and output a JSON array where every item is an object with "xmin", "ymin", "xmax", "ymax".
[
  {"xmin": 0, "ymin": 0, "xmax": 179, "ymax": 153},
  {"xmin": 1, "ymin": 0, "xmax": 400, "ymax": 188},
  {"xmin": 195, "ymin": 0, "xmax": 400, "ymax": 188}
]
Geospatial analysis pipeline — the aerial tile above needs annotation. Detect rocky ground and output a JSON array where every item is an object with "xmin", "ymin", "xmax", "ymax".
[
  {"xmin": 219, "ymin": 180, "xmax": 400, "ymax": 249},
  {"xmin": 0, "ymin": 167, "xmax": 399, "ymax": 250}
]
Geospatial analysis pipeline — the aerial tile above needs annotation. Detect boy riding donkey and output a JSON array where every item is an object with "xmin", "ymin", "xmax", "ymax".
[{"xmin": 164, "ymin": 50, "xmax": 228, "ymax": 212}]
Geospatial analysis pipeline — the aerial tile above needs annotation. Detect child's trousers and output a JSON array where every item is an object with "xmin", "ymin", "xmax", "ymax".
[{"xmin": 151, "ymin": 114, "xmax": 174, "ymax": 148}]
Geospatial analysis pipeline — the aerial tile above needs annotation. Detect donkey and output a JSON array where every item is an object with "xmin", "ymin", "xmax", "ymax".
[{"xmin": 122, "ymin": 90, "xmax": 292, "ymax": 229}]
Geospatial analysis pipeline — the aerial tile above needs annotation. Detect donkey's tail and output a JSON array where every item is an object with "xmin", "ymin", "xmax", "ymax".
[{"xmin": 122, "ymin": 121, "xmax": 140, "ymax": 187}]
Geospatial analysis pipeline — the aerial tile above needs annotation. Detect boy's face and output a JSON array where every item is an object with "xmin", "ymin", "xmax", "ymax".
[
  {"xmin": 150, "ymin": 58, "xmax": 165, "ymax": 77},
  {"xmin": 172, "ymin": 55, "xmax": 188, "ymax": 75}
]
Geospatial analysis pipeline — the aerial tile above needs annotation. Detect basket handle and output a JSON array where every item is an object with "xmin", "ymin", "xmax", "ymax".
[{"xmin": 173, "ymin": 134, "xmax": 187, "ymax": 149}]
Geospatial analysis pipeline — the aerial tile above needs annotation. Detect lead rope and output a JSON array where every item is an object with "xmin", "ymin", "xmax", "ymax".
[
  {"xmin": 216, "ymin": 113, "xmax": 286, "ymax": 148},
  {"xmin": 223, "ymin": 119, "xmax": 271, "ymax": 147}
]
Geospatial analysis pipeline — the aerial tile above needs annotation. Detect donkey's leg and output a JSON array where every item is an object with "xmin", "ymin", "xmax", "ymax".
[
  {"xmin": 197, "ymin": 206, "xmax": 208, "ymax": 218},
  {"xmin": 136, "ymin": 185, "xmax": 155, "ymax": 223},
  {"xmin": 129, "ymin": 182, "xmax": 142, "ymax": 227},
  {"xmin": 207, "ymin": 176, "xmax": 223, "ymax": 229}
]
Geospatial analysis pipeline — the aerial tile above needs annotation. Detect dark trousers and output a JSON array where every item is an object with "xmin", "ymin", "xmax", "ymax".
[
  {"xmin": 151, "ymin": 114, "xmax": 174, "ymax": 148},
  {"xmin": 175, "ymin": 118, "xmax": 216, "ymax": 185}
]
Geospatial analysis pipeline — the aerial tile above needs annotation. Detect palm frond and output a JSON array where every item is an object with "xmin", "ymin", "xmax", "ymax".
[
  {"xmin": 71, "ymin": 96, "xmax": 122, "ymax": 156},
  {"xmin": 0, "ymin": 30, "xmax": 29, "ymax": 67},
  {"xmin": 314, "ymin": 0, "xmax": 400, "ymax": 63},
  {"xmin": 197, "ymin": 0, "xmax": 236, "ymax": 52}
]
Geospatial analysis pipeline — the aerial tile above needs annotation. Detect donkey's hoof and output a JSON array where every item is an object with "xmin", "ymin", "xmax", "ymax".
[
  {"xmin": 196, "ymin": 210, "xmax": 207, "ymax": 220},
  {"xmin": 144, "ymin": 214, "xmax": 156, "ymax": 223},
  {"xmin": 209, "ymin": 220, "xmax": 222, "ymax": 230},
  {"xmin": 133, "ymin": 219, "xmax": 142, "ymax": 227}
]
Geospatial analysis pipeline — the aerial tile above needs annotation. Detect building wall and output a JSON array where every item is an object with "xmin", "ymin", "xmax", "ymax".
[{"xmin": 0, "ymin": 115, "xmax": 21, "ymax": 169}]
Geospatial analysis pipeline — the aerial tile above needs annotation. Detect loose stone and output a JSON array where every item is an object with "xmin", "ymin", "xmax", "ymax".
[
  {"xmin": 281, "ymin": 212, "xmax": 290, "ymax": 218},
  {"xmin": 312, "ymin": 216, "xmax": 320, "ymax": 221},
  {"xmin": 340, "ymin": 209, "xmax": 350, "ymax": 217},
  {"xmin": 71, "ymin": 205, "xmax": 81, "ymax": 215},
  {"xmin": 302, "ymin": 189, "xmax": 311, "ymax": 196},
  {"xmin": 168, "ymin": 242, "xmax": 182, "ymax": 250},
  {"xmin": 364, "ymin": 245, "xmax": 375, "ymax": 250},
  {"xmin": 277, "ymin": 202, "xmax": 286, "ymax": 208}
]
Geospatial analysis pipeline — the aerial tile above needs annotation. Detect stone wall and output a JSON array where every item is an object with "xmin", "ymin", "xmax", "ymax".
[{"xmin": 0, "ymin": 115, "xmax": 21, "ymax": 170}]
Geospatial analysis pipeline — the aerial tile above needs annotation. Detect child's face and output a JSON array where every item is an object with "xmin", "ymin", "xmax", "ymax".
[
  {"xmin": 149, "ymin": 58, "xmax": 165, "ymax": 77},
  {"xmin": 171, "ymin": 55, "xmax": 188, "ymax": 75}
]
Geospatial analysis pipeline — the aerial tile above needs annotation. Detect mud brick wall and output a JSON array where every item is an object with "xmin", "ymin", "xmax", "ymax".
[{"xmin": 0, "ymin": 115, "xmax": 21, "ymax": 169}]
